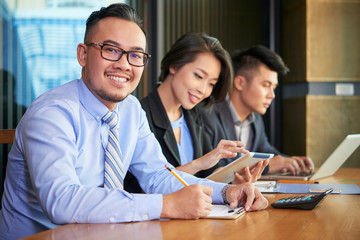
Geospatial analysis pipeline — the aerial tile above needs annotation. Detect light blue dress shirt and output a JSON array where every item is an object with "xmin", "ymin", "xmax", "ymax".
[
  {"xmin": 0, "ymin": 79, "xmax": 225, "ymax": 239},
  {"xmin": 170, "ymin": 110, "xmax": 194, "ymax": 165}
]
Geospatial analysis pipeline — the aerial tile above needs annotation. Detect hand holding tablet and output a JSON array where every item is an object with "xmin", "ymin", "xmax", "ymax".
[{"xmin": 206, "ymin": 152, "xmax": 274, "ymax": 183}]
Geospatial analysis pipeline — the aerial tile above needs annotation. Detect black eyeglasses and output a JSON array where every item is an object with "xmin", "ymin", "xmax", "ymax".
[{"xmin": 86, "ymin": 42, "xmax": 151, "ymax": 67}]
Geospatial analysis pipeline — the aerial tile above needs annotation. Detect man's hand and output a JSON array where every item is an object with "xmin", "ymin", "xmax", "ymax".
[
  {"xmin": 161, "ymin": 184, "xmax": 213, "ymax": 219},
  {"xmin": 225, "ymin": 183, "xmax": 268, "ymax": 211},
  {"xmin": 268, "ymin": 155, "xmax": 314, "ymax": 175},
  {"xmin": 232, "ymin": 159, "xmax": 269, "ymax": 184}
]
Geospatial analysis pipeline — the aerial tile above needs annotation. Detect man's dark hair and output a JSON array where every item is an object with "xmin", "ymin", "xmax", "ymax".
[
  {"xmin": 231, "ymin": 45, "xmax": 289, "ymax": 80},
  {"xmin": 84, "ymin": 3, "xmax": 145, "ymax": 42}
]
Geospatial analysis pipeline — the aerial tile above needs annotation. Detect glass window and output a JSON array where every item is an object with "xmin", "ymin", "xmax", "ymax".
[
  {"xmin": 1, "ymin": 1, "xmax": 128, "ymax": 194},
  {"xmin": 1, "ymin": 0, "xmax": 125, "ymax": 129}
]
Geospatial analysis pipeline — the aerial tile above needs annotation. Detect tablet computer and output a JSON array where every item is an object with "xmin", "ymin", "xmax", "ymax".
[{"xmin": 206, "ymin": 152, "xmax": 274, "ymax": 183}]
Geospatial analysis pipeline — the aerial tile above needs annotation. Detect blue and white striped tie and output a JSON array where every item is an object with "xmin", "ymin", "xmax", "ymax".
[{"xmin": 102, "ymin": 111, "xmax": 124, "ymax": 189}]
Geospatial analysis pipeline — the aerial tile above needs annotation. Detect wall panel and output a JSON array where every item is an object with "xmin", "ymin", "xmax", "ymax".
[
  {"xmin": 282, "ymin": 0, "xmax": 360, "ymax": 168},
  {"xmin": 307, "ymin": 96, "xmax": 360, "ymax": 167},
  {"xmin": 307, "ymin": 0, "xmax": 360, "ymax": 81}
]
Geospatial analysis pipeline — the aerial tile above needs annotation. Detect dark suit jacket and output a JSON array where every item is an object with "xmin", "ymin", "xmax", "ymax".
[
  {"xmin": 124, "ymin": 87, "xmax": 217, "ymax": 193},
  {"xmin": 201, "ymin": 100, "xmax": 283, "ymax": 173}
]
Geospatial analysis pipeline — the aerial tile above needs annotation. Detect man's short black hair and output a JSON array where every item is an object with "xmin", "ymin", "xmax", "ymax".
[
  {"xmin": 84, "ymin": 3, "xmax": 145, "ymax": 42},
  {"xmin": 231, "ymin": 45, "xmax": 289, "ymax": 79}
]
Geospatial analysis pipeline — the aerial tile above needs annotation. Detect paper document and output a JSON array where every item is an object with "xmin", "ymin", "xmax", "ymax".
[
  {"xmin": 254, "ymin": 181, "xmax": 278, "ymax": 193},
  {"xmin": 203, "ymin": 205, "xmax": 246, "ymax": 219},
  {"xmin": 253, "ymin": 182, "xmax": 360, "ymax": 194},
  {"xmin": 278, "ymin": 183, "xmax": 360, "ymax": 194}
]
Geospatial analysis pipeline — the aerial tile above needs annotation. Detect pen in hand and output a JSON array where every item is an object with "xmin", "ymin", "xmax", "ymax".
[{"xmin": 165, "ymin": 164, "xmax": 189, "ymax": 187}]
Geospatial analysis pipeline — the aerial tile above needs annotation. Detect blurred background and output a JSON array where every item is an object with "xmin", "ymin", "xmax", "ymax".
[{"xmin": 1, "ymin": 0, "xmax": 359, "ymax": 193}]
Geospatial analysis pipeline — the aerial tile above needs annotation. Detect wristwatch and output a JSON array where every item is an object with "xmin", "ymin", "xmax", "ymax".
[{"xmin": 221, "ymin": 185, "xmax": 230, "ymax": 205}]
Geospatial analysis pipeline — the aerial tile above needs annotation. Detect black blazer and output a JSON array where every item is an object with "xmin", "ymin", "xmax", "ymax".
[
  {"xmin": 124, "ymin": 87, "xmax": 217, "ymax": 193},
  {"xmin": 201, "ymin": 100, "xmax": 282, "ymax": 171}
]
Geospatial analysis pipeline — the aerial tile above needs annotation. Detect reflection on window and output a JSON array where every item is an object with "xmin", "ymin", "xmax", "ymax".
[
  {"xmin": 1, "ymin": 0, "xmax": 125, "ymax": 129},
  {"xmin": 46, "ymin": 0, "xmax": 105, "ymax": 8}
]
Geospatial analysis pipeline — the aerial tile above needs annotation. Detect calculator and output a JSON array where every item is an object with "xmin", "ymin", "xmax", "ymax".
[{"xmin": 271, "ymin": 188, "xmax": 333, "ymax": 210}]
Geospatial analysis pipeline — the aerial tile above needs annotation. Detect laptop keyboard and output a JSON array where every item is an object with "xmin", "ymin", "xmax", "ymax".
[{"xmin": 280, "ymin": 171, "xmax": 312, "ymax": 176}]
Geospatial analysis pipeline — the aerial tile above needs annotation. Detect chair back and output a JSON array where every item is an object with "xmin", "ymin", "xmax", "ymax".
[
  {"xmin": 1, "ymin": 129, "xmax": 15, "ymax": 204},
  {"xmin": 0, "ymin": 129, "xmax": 15, "ymax": 144}
]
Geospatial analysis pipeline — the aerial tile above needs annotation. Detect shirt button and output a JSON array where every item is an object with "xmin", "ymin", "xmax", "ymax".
[
  {"xmin": 142, "ymin": 214, "xmax": 148, "ymax": 220},
  {"xmin": 109, "ymin": 216, "xmax": 115, "ymax": 222},
  {"xmin": 96, "ymin": 116, "xmax": 101, "ymax": 121}
]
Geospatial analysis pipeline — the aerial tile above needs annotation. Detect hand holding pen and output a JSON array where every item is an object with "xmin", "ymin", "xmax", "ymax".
[
  {"xmin": 164, "ymin": 164, "xmax": 268, "ymax": 213},
  {"xmin": 160, "ymin": 165, "xmax": 213, "ymax": 219}
]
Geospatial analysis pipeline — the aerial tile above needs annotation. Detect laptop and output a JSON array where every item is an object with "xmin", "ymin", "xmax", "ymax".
[{"xmin": 260, "ymin": 134, "xmax": 360, "ymax": 181}]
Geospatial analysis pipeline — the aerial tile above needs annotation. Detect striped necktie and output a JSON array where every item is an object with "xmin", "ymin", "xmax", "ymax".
[{"xmin": 102, "ymin": 111, "xmax": 124, "ymax": 189}]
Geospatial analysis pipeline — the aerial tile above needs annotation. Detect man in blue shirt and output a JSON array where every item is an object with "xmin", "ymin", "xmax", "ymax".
[
  {"xmin": 201, "ymin": 45, "xmax": 314, "ymax": 176},
  {"xmin": 0, "ymin": 4, "xmax": 268, "ymax": 239}
]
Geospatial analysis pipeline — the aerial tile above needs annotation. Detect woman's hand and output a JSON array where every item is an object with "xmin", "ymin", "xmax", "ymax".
[
  {"xmin": 232, "ymin": 159, "xmax": 269, "ymax": 184},
  {"xmin": 176, "ymin": 139, "xmax": 248, "ymax": 175},
  {"xmin": 194, "ymin": 139, "xmax": 248, "ymax": 171}
]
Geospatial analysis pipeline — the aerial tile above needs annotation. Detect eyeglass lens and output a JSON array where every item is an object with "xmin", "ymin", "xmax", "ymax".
[{"xmin": 101, "ymin": 45, "xmax": 147, "ymax": 66}]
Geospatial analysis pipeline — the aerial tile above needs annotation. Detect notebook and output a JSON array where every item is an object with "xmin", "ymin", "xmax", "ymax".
[
  {"xmin": 260, "ymin": 134, "xmax": 360, "ymax": 181},
  {"xmin": 203, "ymin": 205, "xmax": 246, "ymax": 219}
]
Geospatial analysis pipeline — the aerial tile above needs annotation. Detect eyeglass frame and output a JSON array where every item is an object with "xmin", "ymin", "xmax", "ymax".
[{"xmin": 85, "ymin": 42, "xmax": 151, "ymax": 67}]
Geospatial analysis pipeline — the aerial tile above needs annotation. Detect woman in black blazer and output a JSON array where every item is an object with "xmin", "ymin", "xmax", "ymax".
[{"xmin": 124, "ymin": 33, "xmax": 266, "ymax": 193}]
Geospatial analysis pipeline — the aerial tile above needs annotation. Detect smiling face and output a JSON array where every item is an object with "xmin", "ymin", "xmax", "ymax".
[
  {"xmin": 235, "ymin": 63, "xmax": 278, "ymax": 117},
  {"xmin": 168, "ymin": 53, "xmax": 221, "ymax": 110},
  {"xmin": 77, "ymin": 17, "xmax": 146, "ymax": 110}
]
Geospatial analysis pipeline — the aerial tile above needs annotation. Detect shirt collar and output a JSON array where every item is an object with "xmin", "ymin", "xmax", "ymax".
[
  {"xmin": 228, "ymin": 96, "xmax": 255, "ymax": 126},
  {"xmin": 78, "ymin": 78, "xmax": 117, "ymax": 122}
]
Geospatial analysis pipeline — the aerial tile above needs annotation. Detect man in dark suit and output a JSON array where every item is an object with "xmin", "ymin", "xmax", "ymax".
[{"xmin": 202, "ymin": 45, "xmax": 314, "ymax": 176}]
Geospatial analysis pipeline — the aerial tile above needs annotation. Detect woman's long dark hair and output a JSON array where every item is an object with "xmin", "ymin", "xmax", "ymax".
[{"xmin": 159, "ymin": 32, "xmax": 233, "ymax": 107}]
